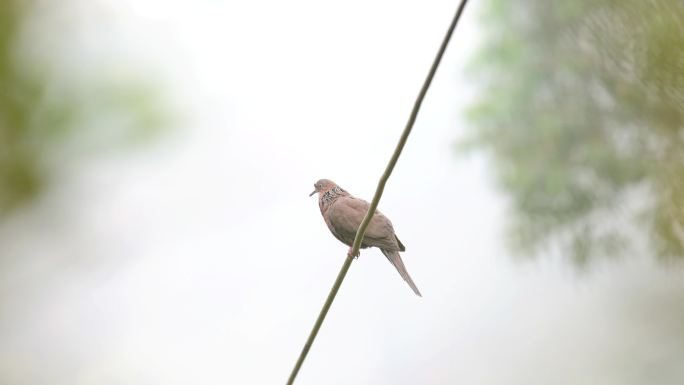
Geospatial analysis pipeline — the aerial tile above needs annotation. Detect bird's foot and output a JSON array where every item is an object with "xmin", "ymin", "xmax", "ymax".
[{"xmin": 347, "ymin": 247, "xmax": 360, "ymax": 259}]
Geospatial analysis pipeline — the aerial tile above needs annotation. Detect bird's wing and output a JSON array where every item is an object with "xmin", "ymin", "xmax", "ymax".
[{"xmin": 329, "ymin": 196, "xmax": 400, "ymax": 250}]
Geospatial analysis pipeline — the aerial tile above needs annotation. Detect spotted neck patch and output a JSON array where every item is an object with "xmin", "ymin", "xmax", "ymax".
[{"xmin": 321, "ymin": 186, "xmax": 344, "ymax": 204}]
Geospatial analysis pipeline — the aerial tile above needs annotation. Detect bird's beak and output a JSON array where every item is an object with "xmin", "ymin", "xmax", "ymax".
[{"xmin": 309, "ymin": 190, "xmax": 316, "ymax": 197}]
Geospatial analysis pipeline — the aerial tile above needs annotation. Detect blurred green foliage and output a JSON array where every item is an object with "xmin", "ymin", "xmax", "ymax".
[
  {"xmin": 0, "ymin": 0, "xmax": 168, "ymax": 218},
  {"xmin": 0, "ymin": 1, "xmax": 41, "ymax": 216},
  {"xmin": 465, "ymin": 0, "xmax": 684, "ymax": 263}
]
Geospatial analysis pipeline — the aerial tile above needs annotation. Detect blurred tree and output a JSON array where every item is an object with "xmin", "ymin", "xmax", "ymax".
[
  {"xmin": 465, "ymin": 0, "xmax": 684, "ymax": 264},
  {"xmin": 0, "ymin": 0, "xmax": 168, "ymax": 219}
]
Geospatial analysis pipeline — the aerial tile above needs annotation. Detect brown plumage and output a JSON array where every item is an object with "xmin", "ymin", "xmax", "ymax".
[{"xmin": 310, "ymin": 179, "xmax": 421, "ymax": 296}]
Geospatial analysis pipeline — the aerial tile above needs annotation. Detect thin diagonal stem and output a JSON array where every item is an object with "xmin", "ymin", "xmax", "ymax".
[
  {"xmin": 352, "ymin": 0, "xmax": 469, "ymax": 255},
  {"xmin": 285, "ymin": 254, "xmax": 353, "ymax": 385},
  {"xmin": 286, "ymin": 1, "xmax": 469, "ymax": 384}
]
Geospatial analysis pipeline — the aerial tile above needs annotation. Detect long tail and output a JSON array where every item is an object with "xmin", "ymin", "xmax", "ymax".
[{"xmin": 381, "ymin": 249, "xmax": 422, "ymax": 297}]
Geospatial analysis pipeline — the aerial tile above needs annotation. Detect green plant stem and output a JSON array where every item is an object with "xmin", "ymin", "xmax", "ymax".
[
  {"xmin": 286, "ymin": 1, "xmax": 469, "ymax": 384},
  {"xmin": 285, "ymin": 254, "xmax": 353, "ymax": 385}
]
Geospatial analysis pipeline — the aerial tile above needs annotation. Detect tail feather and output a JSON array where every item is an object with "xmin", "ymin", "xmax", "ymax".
[{"xmin": 381, "ymin": 249, "xmax": 422, "ymax": 297}]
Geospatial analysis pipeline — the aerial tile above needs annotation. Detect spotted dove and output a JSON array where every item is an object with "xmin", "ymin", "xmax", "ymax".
[{"xmin": 310, "ymin": 179, "xmax": 421, "ymax": 296}]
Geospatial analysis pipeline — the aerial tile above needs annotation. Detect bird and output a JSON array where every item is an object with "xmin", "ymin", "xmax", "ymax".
[{"xmin": 309, "ymin": 179, "xmax": 421, "ymax": 296}]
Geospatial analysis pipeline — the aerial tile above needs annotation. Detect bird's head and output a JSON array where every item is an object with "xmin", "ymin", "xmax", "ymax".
[{"xmin": 309, "ymin": 179, "xmax": 337, "ymax": 197}]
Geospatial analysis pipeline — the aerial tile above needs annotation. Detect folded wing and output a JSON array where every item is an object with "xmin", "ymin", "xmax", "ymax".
[{"xmin": 329, "ymin": 196, "xmax": 401, "ymax": 251}]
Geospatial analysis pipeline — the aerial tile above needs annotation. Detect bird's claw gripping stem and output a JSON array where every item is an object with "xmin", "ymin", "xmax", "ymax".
[{"xmin": 347, "ymin": 247, "xmax": 359, "ymax": 259}]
